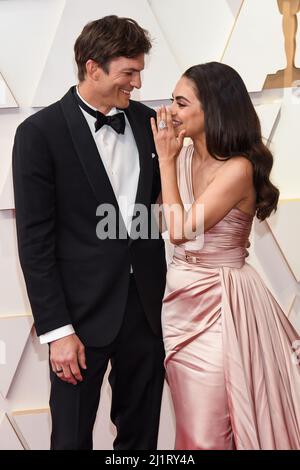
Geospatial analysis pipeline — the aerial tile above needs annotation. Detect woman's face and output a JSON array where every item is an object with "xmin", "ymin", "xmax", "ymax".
[{"xmin": 170, "ymin": 76, "xmax": 204, "ymax": 139}]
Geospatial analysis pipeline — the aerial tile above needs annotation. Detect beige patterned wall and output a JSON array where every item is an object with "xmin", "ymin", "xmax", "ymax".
[{"xmin": 0, "ymin": 0, "xmax": 299, "ymax": 449}]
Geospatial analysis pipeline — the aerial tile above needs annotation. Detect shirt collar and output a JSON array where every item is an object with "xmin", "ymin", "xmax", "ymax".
[{"xmin": 76, "ymin": 85, "xmax": 122, "ymax": 117}]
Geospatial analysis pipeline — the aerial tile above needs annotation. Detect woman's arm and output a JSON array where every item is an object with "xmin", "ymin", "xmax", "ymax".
[{"xmin": 151, "ymin": 107, "xmax": 253, "ymax": 245}]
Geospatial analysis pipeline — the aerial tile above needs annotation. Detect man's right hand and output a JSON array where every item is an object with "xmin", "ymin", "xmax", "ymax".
[{"xmin": 50, "ymin": 334, "xmax": 87, "ymax": 385}]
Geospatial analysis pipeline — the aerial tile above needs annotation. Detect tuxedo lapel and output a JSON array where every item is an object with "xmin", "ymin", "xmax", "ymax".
[
  {"xmin": 124, "ymin": 105, "xmax": 153, "ymax": 243},
  {"xmin": 60, "ymin": 87, "xmax": 119, "ymax": 208},
  {"xmin": 124, "ymin": 105, "xmax": 154, "ymax": 243}
]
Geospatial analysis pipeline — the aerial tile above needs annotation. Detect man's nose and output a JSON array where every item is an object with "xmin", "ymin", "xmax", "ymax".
[{"xmin": 131, "ymin": 72, "xmax": 142, "ymax": 89}]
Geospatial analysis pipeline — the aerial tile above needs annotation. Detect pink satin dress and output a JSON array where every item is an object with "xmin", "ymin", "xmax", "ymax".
[{"xmin": 163, "ymin": 145, "xmax": 300, "ymax": 450}]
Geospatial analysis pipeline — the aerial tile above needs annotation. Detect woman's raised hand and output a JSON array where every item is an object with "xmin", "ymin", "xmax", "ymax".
[{"xmin": 151, "ymin": 106, "xmax": 185, "ymax": 163}]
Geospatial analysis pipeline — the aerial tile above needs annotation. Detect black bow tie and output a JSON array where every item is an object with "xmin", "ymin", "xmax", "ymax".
[
  {"xmin": 74, "ymin": 90, "xmax": 125, "ymax": 134},
  {"xmin": 94, "ymin": 111, "xmax": 125, "ymax": 134}
]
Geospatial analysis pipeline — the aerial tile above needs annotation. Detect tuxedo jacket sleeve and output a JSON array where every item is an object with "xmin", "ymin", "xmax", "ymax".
[{"xmin": 13, "ymin": 120, "xmax": 72, "ymax": 334}]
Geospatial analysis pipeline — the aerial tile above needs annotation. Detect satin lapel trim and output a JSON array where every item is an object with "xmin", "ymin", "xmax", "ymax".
[
  {"xmin": 60, "ymin": 88, "xmax": 119, "ymax": 208},
  {"xmin": 124, "ymin": 104, "xmax": 153, "ymax": 208},
  {"xmin": 124, "ymin": 106, "xmax": 153, "ymax": 244}
]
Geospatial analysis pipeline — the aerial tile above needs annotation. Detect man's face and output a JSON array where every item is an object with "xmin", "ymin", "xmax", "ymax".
[{"xmin": 94, "ymin": 54, "xmax": 145, "ymax": 109}]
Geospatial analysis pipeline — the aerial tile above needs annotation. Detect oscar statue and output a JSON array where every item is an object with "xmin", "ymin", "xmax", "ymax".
[{"xmin": 263, "ymin": 0, "xmax": 300, "ymax": 89}]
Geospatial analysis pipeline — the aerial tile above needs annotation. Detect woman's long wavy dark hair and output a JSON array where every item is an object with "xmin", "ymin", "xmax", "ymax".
[{"xmin": 183, "ymin": 62, "xmax": 279, "ymax": 220}]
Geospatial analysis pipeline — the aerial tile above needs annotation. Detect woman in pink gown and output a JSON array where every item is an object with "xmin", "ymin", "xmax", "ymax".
[{"xmin": 151, "ymin": 62, "xmax": 300, "ymax": 450}]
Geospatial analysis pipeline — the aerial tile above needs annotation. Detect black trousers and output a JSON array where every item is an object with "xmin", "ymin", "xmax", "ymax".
[{"xmin": 49, "ymin": 275, "xmax": 165, "ymax": 450}]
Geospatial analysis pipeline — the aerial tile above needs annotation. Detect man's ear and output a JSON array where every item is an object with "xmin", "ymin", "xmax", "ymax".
[{"xmin": 85, "ymin": 59, "xmax": 102, "ymax": 80}]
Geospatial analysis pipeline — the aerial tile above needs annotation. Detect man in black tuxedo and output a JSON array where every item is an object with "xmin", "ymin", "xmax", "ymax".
[{"xmin": 12, "ymin": 15, "xmax": 166, "ymax": 450}]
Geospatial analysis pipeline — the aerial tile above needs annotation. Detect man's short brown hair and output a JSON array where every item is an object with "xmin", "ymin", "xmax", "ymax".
[{"xmin": 74, "ymin": 15, "xmax": 152, "ymax": 81}]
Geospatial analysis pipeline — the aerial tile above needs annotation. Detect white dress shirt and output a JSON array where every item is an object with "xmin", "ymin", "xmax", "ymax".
[{"xmin": 39, "ymin": 88, "xmax": 140, "ymax": 344}]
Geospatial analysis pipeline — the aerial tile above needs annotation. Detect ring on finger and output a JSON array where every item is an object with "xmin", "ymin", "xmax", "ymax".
[{"xmin": 158, "ymin": 120, "xmax": 167, "ymax": 130}]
